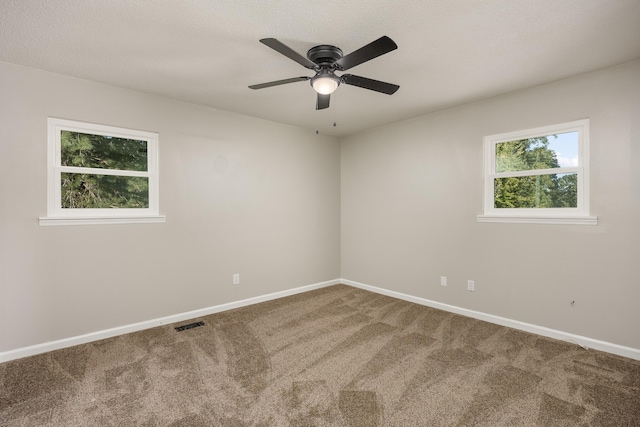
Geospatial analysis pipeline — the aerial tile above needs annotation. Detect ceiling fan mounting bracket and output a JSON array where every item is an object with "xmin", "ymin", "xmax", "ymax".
[{"xmin": 307, "ymin": 45, "xmax": 343, "ymax": 67}]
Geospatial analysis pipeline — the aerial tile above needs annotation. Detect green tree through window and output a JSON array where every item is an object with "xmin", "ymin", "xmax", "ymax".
[
  {"xmin": 61, "ymin": 130, "xmax": 148, "ymax": 171},
  {"xmin": 494, "ymin": 136, "xmax": 577, "ymax": 209},
  {"xmin": 59, "ymin": 130, "xmax": 150, "ymax": 209}
]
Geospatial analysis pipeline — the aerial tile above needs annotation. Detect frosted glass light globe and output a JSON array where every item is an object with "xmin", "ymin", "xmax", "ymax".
[{"xmin": 312, "ymin": 76, "xmax": 339, "ymax": 95}]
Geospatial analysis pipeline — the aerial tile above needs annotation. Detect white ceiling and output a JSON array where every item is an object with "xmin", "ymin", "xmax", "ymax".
[{"xmin": 2, "ymin": 0, "xmax": 640, "ymax": 137}]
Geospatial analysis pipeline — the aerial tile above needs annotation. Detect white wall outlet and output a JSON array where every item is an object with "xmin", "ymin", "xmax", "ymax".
[
  {"xmin": 440, "ymin": 276, "xmax": 447, "ymax": 287},
  {"xmin": 233, "ymin": 273, "xmax": 240, "ymax": 285},
  {"xmin": 467, "ymin": 280, "xmax": 475, "ymax": 291}
]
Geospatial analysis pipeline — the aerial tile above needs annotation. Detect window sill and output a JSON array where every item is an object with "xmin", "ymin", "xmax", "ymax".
[
  {"xmin": 476, "ymin": 214, "xmax": 597, "ymax": 225},
  {"xmin": 39, "ymin": 215, "xmax": 166, "ymax": 226}
]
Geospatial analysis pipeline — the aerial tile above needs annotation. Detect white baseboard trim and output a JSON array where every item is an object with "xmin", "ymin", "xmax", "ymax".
[
  {"xmin": 3, "ymin": 278, "xmax": 638, "ymax": 363},
  {"xmin": 342, "ymin": 278, "xmax": 640, "ymax": 361},
  {"xmin": 0, "ymin": 279, "xmax": 340, "ymax": 364}
]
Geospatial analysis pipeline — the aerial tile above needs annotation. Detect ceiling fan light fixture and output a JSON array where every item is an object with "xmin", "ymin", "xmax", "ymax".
[{"xmin": 311, "ymin": 72, "xmax": 340, "ymax": 95}]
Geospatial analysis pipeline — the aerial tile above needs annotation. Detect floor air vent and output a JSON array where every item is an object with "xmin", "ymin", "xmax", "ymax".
[{"xmin": 174, "ymin": 321, "xmax": 205, "ymax": 332}]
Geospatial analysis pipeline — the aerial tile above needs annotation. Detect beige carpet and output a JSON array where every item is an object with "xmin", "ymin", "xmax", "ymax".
[{"xmin": 1, "ymin": 284, "xmax": 639, "ymax": 426}]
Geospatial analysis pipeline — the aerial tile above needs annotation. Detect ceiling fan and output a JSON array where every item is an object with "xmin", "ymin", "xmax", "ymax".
[{"xmin": 249, "ymin": 36, "xmax": 399, "ymax": 110}]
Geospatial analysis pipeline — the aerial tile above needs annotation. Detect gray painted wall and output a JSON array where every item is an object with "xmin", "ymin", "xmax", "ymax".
[
  {"xmin": 2, "ymin": 59, "xmax": 639, "ymax": 356},
  {"xmin": 341, "ymin": 60, "xmax": 640, "ymax": 349},
  {"xmin": 0, "ymin": 62, "xmax": 341, "ymax": 352}
]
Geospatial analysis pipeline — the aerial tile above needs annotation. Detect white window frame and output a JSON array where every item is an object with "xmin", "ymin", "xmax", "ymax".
[
  {"xmin": 477, "ymin": 119, "xmax": 597, "ymax": 225},
  {"xmin": 40, "ymin": 118, "xmax": 165, "ymax": 226}
]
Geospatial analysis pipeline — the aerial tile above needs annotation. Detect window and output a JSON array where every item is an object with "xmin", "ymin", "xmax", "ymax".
[
  {"xmin": 478, "ymin": 119, "xmax": 596, "ymax": 225},
  {"xmin": 40, "ymin": 118, "xmax": 165, "ymax": 225}
]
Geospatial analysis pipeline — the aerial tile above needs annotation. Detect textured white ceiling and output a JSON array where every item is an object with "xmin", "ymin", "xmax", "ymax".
[{"xmin": 2, "ymin": 0, "xmax": 640, "ymax": 136}]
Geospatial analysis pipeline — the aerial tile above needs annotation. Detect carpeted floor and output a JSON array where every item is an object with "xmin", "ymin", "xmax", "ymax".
[{"xmin": 1, "ymin": 284, "xmax": 639, "ymax": 426}]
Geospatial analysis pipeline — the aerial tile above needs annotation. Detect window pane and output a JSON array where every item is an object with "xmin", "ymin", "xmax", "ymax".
[
  {"xmin": 495, "ymin": 131, "xmax": 578, "ymax": 173},
  {"xmin": 61, "ymin": 131, "xmax": 148, "ymax": 171},
  {"xmin": 61, "ymin": 173, "xmax": 149, "ymax": 209},
  {"xmin": 494, "ymin": 173, "xmax": 577, "ymax": 208}
]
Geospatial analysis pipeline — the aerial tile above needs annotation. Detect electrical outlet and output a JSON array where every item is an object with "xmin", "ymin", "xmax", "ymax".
[
  {"xmin": 233, "ymin": 273, "xmax": 240, "ymax": 285},
  {"xmin": 440, "ymin": 276, "xmax": 447, "ymax": 287},
  {"xmin": 467, "ymin": 280, "xmax": 475, "ymax": 292}
]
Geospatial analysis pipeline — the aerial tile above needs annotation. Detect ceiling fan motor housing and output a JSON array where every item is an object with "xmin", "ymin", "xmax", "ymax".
[
  {"xmin": 307, "ymin": 45, "xmax": 343, "ymax": 67},
  {"xmin": 307, "ymin": 45, "xmax": 343, "ymax": 93}
]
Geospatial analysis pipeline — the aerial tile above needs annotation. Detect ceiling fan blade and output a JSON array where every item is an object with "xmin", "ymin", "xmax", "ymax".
[
  {"xmin": 316, "ymin": 93, "xmax": 330, "ymax": 110},
  {"xmin": 249, "ymin": 76, "xmax": 310, "ymax": 90},
  {"xmin": 335, "ymin": 36, "xmax": 398, "ymax": 71},
  {"xmin": 341, "ymin": 74, "xmax": 399, "ymax": 95},
  {"xmin": 260, "ymin": 38, "xmax": 316, "ymax": 69}
]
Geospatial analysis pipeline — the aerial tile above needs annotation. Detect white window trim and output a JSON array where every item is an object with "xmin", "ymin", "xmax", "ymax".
[
  {"xmin": 477, "ymin": 119, "xmax": 597, "ymax": 225},
  {"xmin": 40, "ymin": 118, "xmax": 166, "ymax": 226}
]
